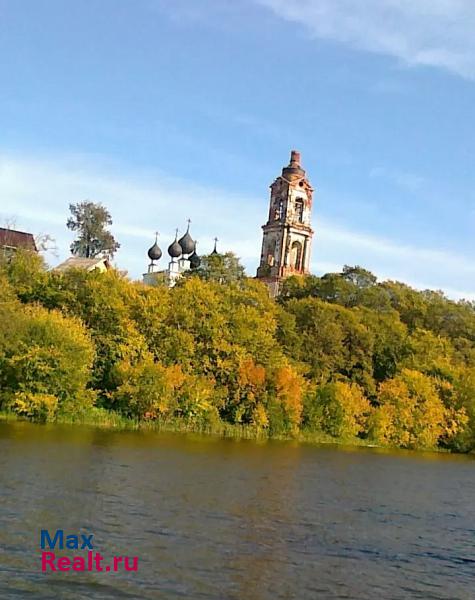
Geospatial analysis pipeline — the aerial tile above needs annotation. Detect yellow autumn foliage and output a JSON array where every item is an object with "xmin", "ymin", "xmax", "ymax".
[
  {"xmin": 274, "ymin": 365, "xmax": 304, "ymax": 430},
  {"xmin": 369, "ymin": 369, "xmax": 447, "ymax": 448},
  {"xmin": 10, "ymin": 392, "xmax": 58, "ymax": 423},
  {"xmin": 310, "ymin": 380, "xmax": 370, "ymax": 437}
]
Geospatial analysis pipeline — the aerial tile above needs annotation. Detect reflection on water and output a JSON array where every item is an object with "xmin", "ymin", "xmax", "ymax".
[{"xmin": 0, "ymin": 421, "xmax": 474, "ymax": 599}]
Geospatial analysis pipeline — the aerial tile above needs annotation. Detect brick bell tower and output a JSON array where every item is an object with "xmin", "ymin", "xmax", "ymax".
[{"xmin": 256, "ymin": 150, "xmax": 314, "ymax": 296}]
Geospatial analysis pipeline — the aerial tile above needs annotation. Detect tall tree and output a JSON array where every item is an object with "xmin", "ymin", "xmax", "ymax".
[
  {"xmin": 342, "ymin": 265, "xmax": 377, "ymax": 288},
  {"xmin": 188, "ymin": 251, "xmax": 246, "ymax": 284},
  {"xmin": 67, "ymin": 201, "xmax": 120, "ymax": 258}
]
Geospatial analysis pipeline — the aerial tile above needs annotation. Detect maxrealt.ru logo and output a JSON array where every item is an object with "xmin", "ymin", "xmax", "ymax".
[{"xmin": 40, "ymin": 530, "xmax": 138, "ymax": 573}]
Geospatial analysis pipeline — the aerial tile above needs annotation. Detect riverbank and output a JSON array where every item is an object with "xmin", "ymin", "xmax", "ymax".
[{"xmin": 0, "ymin": 408, "xmax": 414, "ymax": 451}]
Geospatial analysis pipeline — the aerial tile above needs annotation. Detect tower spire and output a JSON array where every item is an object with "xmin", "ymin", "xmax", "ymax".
[{"xmin": 289, "ymin": 150, "xmax": 300, "ymax": 166}]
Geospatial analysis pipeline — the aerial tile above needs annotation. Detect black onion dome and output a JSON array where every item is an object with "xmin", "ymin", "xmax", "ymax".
[
  {"xmin": 189, "ymin": 251, "xmax": 201, "ymax": 269},
  {"xmin": 168, "ymin": 230, "xmax": 182, "ymax": 258},
  {"xmin": 168, "ymin": 238, "xmax": 182, "ymax": 258},
  {"xmin": 147, "ymin": 241, "xmax": 162, "ymax": 261},
  {"xmin": 178, "ymin": 232, "xmax": 195, "ymax": 254},
  {"xmin": 178, "ymin": 222, "xmax": 195, "ymax": 254}
]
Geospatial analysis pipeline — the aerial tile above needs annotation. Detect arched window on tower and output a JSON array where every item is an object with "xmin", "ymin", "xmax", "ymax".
[
  {"xmin": 266, "ymin": 239, "xmax": 276, "ymax": 266},
  {"xmin": 295, "ymin": 198, "xmax": 304, "ymax": 223},
  {"xmin": 274, "ymin": 198, "xmax": 284, "ymax": 221},
  {"xmin": 290, "ymin": 240, "xmax": 303, "ymax": 271}
]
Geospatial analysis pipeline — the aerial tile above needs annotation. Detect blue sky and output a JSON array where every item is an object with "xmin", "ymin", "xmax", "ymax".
[{"xmin": 1, "ymin": 0, "xmax": 474, "ymax": 298}]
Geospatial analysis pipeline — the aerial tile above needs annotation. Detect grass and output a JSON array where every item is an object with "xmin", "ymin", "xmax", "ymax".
[
  {"xmin": 0, "ymin": 407, "xmax": 369, "ymax": 448},
  {"xmin": 0, "ymin": 410, "xmax": 19, "ymax": 422}
]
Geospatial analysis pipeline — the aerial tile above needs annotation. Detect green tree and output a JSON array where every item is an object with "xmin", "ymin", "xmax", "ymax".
[
  {"xmin": 49, "ymin": 269, "xmax": 148, "ymax": 397},
  {"xmin": 278, "ymin": 298, "xmax": 374, "ymax": 391},
  {"xmin": 190, "ymin": 251, "xmax": 246, "ymax": 284},
  {"xmin": 341, "ymin": 265, "xmax": 377, "ymax": 288},
  {"xmin": 0, "ymin": 249, "xmax": 49, "ymax": 304},
  {"xmin": 359, "ymin": 308, "xmax": 408, "ymax": 381},
  {"xmin": 304, "ymin": 381, "xmax": 370, "ymax": 437},
  {"xmin": 280, "ymin": 268, "xmax": 392, "ymax": 311},
  {"xmin": 443, "ymin": 368, "xmax": 475, "ymax": 452},
  {"xmin": 67, "ymin": 201, "xmax": 120, "ymax": 258},
  {"xmin": 0, "ymin": 303, "xmax": 95, "ymax": 421},
  {"xmin": 402, "ymin": 328, "xmax": 455, "ymax": 380}
]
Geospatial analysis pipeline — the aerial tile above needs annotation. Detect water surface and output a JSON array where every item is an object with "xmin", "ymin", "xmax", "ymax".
[{"xmin": 0, "ymin": 421, "xmax": 474, "ymax": 599}]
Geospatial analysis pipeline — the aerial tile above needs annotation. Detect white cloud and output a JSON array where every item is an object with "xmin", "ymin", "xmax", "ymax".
[
  {"xmin": 255, "ymin": 0, "xmax": 475, "ymax": 79},
  {"xmin": 327, "ymin": 223, "xmax": 473, "ymax": 274},
  {"xmin": 0, "ymin": 152, "xmax": 473, "ymax": 299},
  {"xmin": 313, "ymin": 219, "xmax": 475, "ymax": 300}
]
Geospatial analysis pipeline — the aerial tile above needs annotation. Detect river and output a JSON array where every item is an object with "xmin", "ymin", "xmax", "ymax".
[{"xmin": 0, "ymin": 421, "xmax": 473, "ymax": 599}]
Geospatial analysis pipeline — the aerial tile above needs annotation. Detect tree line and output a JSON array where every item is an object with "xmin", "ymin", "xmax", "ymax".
[
  {"xmin": 1, "ymin": 201, "xmax": 474, "ymax": 452},
  {"xmin": 1, "ymin": 252, "xmax": 474, "ymax": 452}
]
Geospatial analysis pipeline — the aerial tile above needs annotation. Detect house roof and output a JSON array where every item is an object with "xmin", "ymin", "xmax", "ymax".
[
  {"xmin": 53, "ymin": 256, "xmax": 111, "ymax": 272},
  {"xmin": 0, "ymin": 228, "xmax": 37, "ymax": 251}
]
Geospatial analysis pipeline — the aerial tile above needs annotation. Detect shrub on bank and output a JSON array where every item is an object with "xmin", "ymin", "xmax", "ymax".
[
  {"xmin": 9, "ymin": 392, "xmax": 58, "ymax": 423},
  {"xmin": 112, "ymin": 356, "xmax": 222, "ymax": 427},
  {"xmin": 368, "ymin": 370, "xmax": 449, "ymax": 449},
  {"xmin": 0, "ymin": 295, "xmax": 95, "ymax": 420},
  {"xmin": 304, "ymin": 381, "xmax": 370, "ymax": 438}
]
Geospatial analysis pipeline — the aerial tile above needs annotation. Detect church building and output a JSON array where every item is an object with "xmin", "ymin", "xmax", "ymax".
[
  {"xmin": 143, "ymin": 221, "xmax": 201, "ymax": 287},
  {"xmin": 256, "ymin": 150, "xmax": 314, "ymax": 296},
  {"xmin": 142, "ymin": 150, "xmax": 314, "ymax": 294}
]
